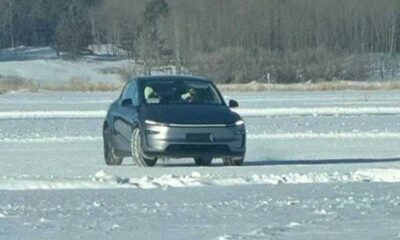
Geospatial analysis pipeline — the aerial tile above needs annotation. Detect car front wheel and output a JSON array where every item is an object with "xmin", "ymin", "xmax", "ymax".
[
  {"xmin": 131, "ymin": 128, "xmax": 157, "ymax": 167},
  {"xmin": 103, "ymin": 127, "xmax": 123, "ymax": 165}
]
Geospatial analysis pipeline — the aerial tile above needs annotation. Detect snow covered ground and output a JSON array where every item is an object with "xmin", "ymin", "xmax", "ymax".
[
  {"xmin": 0, "ymin": 46, "xmax": 176, "ymax": 85},
  {"xmin": 1, "ymin": 90, "xmax": 400, "ymax": 239},
  {"xmin": 0, "ymin": 46, "xmax": 132, "ymax": 83}
]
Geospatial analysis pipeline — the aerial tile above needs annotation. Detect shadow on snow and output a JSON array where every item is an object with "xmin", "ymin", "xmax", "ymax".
[{"xmin": 152, "ymin": 157, "xmax": 400, "ymax": 167}]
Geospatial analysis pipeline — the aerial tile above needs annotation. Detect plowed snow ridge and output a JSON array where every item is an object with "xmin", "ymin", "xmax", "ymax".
[
  {"xmin": 1, "ymin": 168, "xmax": 400, "ymax": 190},
  {"xmin": 1, "ymin": 107, "xmax": 400, "ymax": 119}
]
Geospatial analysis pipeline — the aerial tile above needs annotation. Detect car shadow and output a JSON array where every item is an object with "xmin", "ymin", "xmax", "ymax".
[
  {"xmin": 245, "ymin": 158, "xmax": 400, "ymax": 166},
  {"xmin": 154, "ymin": 157, "xmax": 400, "ymax": 167}
]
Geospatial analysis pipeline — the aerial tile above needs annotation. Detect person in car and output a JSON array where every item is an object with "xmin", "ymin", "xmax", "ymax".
[{"xmin": 181, "ymin": 88, "xmax": 199, "ymax": 103}]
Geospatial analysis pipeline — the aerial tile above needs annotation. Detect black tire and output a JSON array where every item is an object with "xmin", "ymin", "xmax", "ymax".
[
  {"xmin": 223, "ymin": 157, "xmax": 244, "ymax": 166},
  {"xmin": 131, "ymin": 128, "xmax": 157, "ymax": 167},
  {"xmin": 103, "ymin": 127, "xmax": 123, "ymax": 166},
  {"xmin": 194, "ymin": 157, "xmax": 213, "ymax": 166}
]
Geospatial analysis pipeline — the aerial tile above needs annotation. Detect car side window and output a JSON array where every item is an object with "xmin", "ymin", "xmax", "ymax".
[{"xmin": 122, "ymin": 81, "xmax": 139, "ymax": 106}]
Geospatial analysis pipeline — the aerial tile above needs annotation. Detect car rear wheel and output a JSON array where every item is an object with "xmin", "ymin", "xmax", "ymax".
[
  {"xmin": 131, "ymin": 128, "xmax": 157, "ymax": 167},
  {"xmin": 194, "ymin": 157, "xmax": 213, "ymax": 166},
  {"xmin": 103, "ymin": 127, "xmax": 123, "ymax": 166},
  {"xmin": 223, "ymin": 157, "xmax": 244, "ymax": 166}
]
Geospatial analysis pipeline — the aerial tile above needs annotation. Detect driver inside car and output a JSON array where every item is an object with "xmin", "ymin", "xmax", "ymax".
[{"xmin": 181, "ymin": 88, "xmax": 199, "ymax": 103}]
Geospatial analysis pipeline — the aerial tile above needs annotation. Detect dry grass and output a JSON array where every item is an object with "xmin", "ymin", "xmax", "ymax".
[
  {"xmin": 0, "ymin": 76, "xmax": 123, "ymax": 94},
  {"xmin": 218, "ymin": 81, "xmax": 400, "ymax": 92},
  {"xmin": 0, "ymin": 76, "xmax": 39, "ymax": 94},
  {"xmin": 46, "ymin": 78, "xmax": 123, "ymax": 92}
]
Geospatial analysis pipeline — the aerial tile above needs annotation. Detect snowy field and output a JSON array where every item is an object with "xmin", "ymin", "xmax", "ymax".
[
  {"xmin": 0, "ymin": 46, "xmax": 131, "ymax": 83},
  {"xmin": 1, "ymin": 90, "xmax": 400, "ymax": 239}
]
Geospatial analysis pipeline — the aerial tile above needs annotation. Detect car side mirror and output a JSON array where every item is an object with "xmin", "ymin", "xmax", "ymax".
[
  {"xmin": 229, "ymin": 100, "xmax": 239, "ymax": 108},
  {"xmin": 121, "ymin": 98, "xmax": 133, "ymax": 107}
]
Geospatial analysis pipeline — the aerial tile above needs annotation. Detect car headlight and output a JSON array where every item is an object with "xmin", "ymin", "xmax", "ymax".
[
  {"xmin": 145, "ymin": 120, "xmax": 158, "ymax": 125},
  {"xmin": 235, "ymin": 120, "xmax": 245, "ymax": 126},
  {"xmin": 145, "ymin": 120, "xmax": 169, "ymax": 127}
]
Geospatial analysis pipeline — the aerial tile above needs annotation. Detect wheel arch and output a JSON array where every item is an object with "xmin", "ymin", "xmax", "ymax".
[{"xmin": 103, "ymin": 120, "xmax": 111, "ymax": 134}]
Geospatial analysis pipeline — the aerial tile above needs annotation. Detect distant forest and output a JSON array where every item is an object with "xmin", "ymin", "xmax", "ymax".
[{"xmin": 0, "ymin": 0, "xmax": 399, "ymax": 83}]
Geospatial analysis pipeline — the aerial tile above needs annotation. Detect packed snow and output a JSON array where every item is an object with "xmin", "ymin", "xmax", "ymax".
[{"xmin": 1, "ymin": 90, "xmax": 400, "ymax": 239}]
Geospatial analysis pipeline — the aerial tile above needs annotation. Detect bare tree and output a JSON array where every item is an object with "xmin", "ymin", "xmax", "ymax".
[
  {"xmin": 0, "ymin": 0, "xmax": 15, "ymax": 48},
  {"xmin": 7, "ymin": 0, "xmax": 14, "ymax": 48},
  {"xmin": 1, "ymin": 0, "xmax": 400, "ymax": 82}
]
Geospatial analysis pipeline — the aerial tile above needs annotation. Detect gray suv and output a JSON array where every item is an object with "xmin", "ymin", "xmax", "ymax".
[{"xmin": 103, "ymin": 76, "xmax": 246, "ymax": 167}]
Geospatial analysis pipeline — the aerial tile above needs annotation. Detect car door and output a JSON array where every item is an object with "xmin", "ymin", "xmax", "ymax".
[{"xmin": 113, "ymin": 81, "xmax": 140, "ymax": 152}]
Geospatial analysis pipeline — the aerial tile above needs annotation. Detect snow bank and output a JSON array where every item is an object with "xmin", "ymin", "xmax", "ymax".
[
  {"xmin": 2, "ymin": 168, "xmax": 400, "ymax": 190},
  {"xmin": 90, "ymin": 168, "xmax": 400, "ymax": 186},
  {"xmin": 353, "ymin": 169, "xmax": 400, "ymax": 182}
]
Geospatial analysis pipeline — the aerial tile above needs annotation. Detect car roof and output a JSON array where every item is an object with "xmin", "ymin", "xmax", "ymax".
[{"xmin": 134, "ymin": 75, "xmax": 212, "ymax": 83}]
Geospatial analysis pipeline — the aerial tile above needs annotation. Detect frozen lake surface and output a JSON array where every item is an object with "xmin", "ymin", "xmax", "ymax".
[{"xmin": 0, "ymin": 90, "xmax": 400, "ymax": 239}]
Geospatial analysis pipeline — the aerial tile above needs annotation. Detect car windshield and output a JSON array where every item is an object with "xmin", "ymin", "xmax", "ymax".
[{"xmin": 141, "ymin": 79, "xmax": 224, "ymax": 105}]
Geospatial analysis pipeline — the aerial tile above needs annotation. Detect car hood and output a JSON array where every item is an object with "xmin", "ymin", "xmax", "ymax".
[{"xmin": 141, "ymin": 104, "xmax": 240, "ymax": 125}]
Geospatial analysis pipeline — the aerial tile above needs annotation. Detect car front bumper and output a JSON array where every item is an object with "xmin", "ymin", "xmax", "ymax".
[{"xmin": 142, "ymin": 123, "xmax": 246, "ymax": 158}]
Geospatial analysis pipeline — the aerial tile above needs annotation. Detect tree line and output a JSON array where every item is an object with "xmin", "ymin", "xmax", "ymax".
[{"xmin": 0, "ymin": 0, "xmax": 399, "ymax": 83}]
